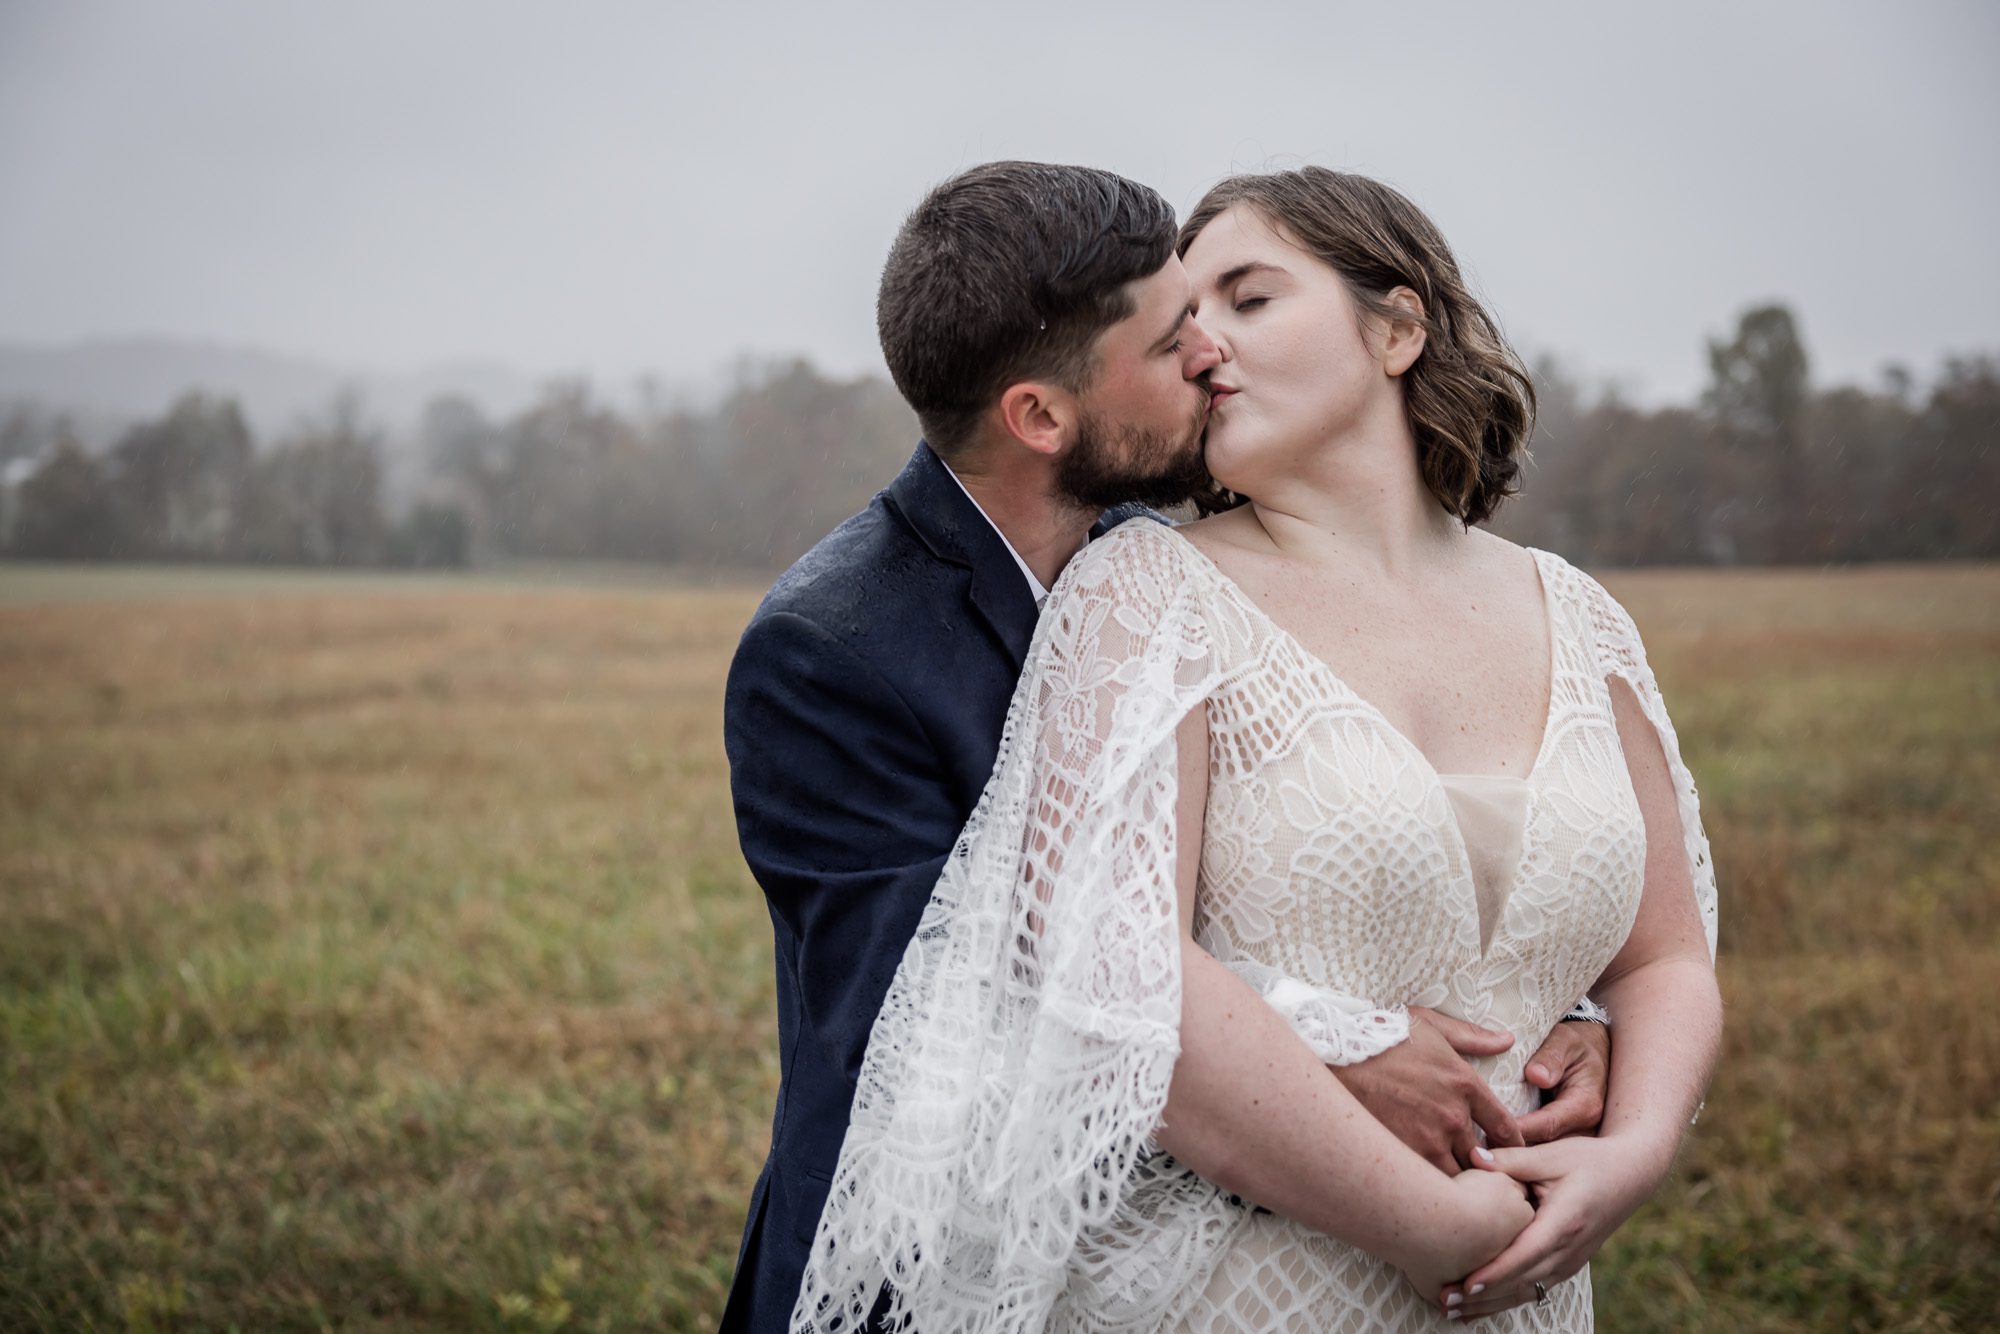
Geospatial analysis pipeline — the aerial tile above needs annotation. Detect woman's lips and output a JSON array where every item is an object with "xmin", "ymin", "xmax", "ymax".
[{"xmin": 1208, "ymin": 387, "xmax": 1238, "ymax": 410}]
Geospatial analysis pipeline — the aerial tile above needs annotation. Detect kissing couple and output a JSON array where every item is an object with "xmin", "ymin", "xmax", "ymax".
[{"xmin": 719, "ymin": 161, "xmax": 1721, "ymax": 1332}]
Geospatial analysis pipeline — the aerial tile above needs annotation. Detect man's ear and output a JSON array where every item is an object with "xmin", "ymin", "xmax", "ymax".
[
  {"xmin": 1379, "ymin": 286, "xmax": 1428, "ymax": 378},
  {"xmin": 996, "ymin": 380, "xmax": 1074, "ymax": 459}
]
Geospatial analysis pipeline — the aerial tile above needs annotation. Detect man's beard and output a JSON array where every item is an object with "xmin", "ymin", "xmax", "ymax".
[{"xmin": 1054, "ymin": 399, "xmax": 1212, "ymax": 511}]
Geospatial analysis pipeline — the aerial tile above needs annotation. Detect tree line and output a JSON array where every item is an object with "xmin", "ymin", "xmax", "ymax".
[
  {"xmin": 2, "ymin": 305, "xmax": 1995, "ymax": 572},
  {"xmin": 1495, "ymin": 306, "xmax": 2000, "ymax": 565},
  {"xmin": 0, "ymin": 360, "xmax": 916, "ymax": 572}
]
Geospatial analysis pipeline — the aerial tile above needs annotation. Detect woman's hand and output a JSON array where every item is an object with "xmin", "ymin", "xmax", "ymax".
[
  {"xmin": 1437, "ymin": 1135, "xmax": 1666, "ymax": 1321},
  {"xmin": 1399, "ymin": 1166, "xmax": 1535, "ymax": 1300}
]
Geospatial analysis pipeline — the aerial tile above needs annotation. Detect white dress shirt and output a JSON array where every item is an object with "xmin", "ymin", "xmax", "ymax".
[{"xmin": 943, "ymin": 463, "xmax": 1083, "ymax": 608}]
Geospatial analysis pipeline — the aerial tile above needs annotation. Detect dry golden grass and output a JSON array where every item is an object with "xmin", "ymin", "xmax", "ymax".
[{"xmin": 2, "ymin": 560, "xmax": 1996, "ymax": 1330}]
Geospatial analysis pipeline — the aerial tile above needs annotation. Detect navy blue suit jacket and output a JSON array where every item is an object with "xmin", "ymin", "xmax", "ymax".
[{"xmin": 718, "ymin": 443, "xmax": 1149, "ymax": 1332}]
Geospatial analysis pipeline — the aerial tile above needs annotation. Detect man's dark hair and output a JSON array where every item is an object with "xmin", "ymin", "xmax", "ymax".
[{"xmin": 876, "ymin": 161, "xmax": 1177, "ymax": 456}]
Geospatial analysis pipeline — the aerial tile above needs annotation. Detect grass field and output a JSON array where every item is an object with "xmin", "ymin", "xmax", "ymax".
[{"xmin": 2, "ymin": 559, "xmax": 1996, "ymax": 1331}]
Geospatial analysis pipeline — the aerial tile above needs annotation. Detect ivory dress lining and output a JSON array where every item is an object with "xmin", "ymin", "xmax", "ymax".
[{"xmin": 1436, "ymin": 772, "xmax": 1532, "ymax": 951}]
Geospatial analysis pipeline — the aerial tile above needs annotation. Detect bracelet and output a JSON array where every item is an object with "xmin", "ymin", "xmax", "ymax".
[{"xmin": 1560, "ymin": 996, "xmax": 1611, "ymax": 1026}]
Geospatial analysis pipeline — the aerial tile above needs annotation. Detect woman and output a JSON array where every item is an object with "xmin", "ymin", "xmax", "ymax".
[{"xmin": 792, "ymin": 169, "xmax": 1721, "ymax": 1332}]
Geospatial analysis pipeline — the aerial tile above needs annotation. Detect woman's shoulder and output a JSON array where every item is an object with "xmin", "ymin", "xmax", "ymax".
[
  {"xmin": 1473, "ymin": 530, "xmax": 1626, "ymax": 629},
  {"xmin": 1547, "ymin": 553, "xmax": 1639, "ymax": 639},
  {"xmin": 1028, "ymin": 519, "xmax": 1225, "ymax": 696},
  {"xmin": 1057, "ymin": 515, "xmax": 1213, "ymax": 601},
  {"xmin": 1031, "ymin": 520, "xmax": 1231, "ymax": 665},
  {"xmin": 1507, "ymin": 538, "xmax": 1651, "ymax": 672}
]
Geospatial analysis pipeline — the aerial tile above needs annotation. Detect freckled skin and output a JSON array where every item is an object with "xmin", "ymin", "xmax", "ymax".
[{"xmin": 1183, "ymin": 205, "xmax": 1552, "ymax": 776}]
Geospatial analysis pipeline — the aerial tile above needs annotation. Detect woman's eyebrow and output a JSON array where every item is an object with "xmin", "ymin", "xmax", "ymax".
[{"xmin": 1215, "ymin": 260, "xmax": 1287, "ymax": 290}]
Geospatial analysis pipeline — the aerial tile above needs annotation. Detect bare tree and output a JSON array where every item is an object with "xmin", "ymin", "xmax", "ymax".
[{"xmin": 1705, "ymin": 304, "xmax": 1811, "ymax": 562}]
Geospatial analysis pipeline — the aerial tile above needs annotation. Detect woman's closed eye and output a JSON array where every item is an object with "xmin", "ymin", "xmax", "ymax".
[{"xmin": 1234, "ymin": 296, "xmax": 1270, "ymax": 313}]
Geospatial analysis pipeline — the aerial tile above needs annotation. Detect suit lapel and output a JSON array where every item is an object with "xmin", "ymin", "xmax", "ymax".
[{"xmin": 884, "ymin": 443, "xmax": 1040, "ymax": 674}]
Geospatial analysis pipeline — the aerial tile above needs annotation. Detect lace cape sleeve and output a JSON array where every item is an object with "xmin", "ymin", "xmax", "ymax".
[
  {"xmin": 792, "ymin": 521, "xmax": 1420, "ymax": 1332},
  {"xmin": 1572, "ymin": 566, "xmax": 1720, "ymax": 961},
  {"xmin": 790, "ymin": 522, "xmax": 1227, "ymax": 1334}
]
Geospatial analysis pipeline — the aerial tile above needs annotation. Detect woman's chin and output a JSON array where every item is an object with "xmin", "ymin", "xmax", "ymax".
[
  {"xmin": 1202, "ymin": 419, "xmax": 1313, "ymax": 502},
  {"xmin": 1200, "ymin": 439, "xmax": 1258, "ymax": 499}
]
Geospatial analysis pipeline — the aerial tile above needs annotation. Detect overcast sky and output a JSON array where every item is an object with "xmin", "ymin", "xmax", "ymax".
[{"xmin": 2, "ymin": 1, "xmax": 1994, "ymax": 405}]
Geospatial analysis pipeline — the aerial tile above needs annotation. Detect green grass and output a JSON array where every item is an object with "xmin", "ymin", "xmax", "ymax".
[{"xmin": 2, "ymin": 560, "xmax": 1996, "ymax": 1329}]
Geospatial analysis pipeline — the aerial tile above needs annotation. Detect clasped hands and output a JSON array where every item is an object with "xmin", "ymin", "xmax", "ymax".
[{"xmin": 1333, "ymin": 1008, "xmax": 1632, "ymax": 1322}]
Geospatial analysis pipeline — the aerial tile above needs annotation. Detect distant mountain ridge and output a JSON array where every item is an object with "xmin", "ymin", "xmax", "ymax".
[{"xmin": 0, "ymin": 337, "xmax": 546, "ymax": 445}]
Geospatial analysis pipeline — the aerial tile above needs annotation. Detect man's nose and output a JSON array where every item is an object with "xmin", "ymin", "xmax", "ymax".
[{"xmin": 1182, "ymin": 320, "xmax": 1223, "ymax": 378}]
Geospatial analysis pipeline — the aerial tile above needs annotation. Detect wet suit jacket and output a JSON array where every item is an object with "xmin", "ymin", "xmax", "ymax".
[{"xmin": 717, "ymin": 441, "xmax": 1153, "ymax": 1332}]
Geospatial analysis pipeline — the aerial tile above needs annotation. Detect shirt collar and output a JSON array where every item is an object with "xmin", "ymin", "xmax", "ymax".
[{"xmin": 942, "ymin": 462, "xmax": 1085, "ymax": 608}]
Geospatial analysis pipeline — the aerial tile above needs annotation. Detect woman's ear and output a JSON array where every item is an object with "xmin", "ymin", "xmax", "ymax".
[{"xmin": 1379, "ymin": 286, "xmax": 1428, "ymax": 378}]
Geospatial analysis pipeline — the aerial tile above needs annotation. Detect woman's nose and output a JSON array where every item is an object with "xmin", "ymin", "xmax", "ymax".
[{"xmin": 1183, "ymin": 321, "xmax": 1224, "ymax": 377}]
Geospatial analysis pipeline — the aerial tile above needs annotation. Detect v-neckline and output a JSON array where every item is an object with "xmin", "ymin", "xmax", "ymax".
[
  {"xmin": 1160, "ymin": 525, "xmax": 1564, "ymax": 791},
  {"xmin": 1158, "ymin": 524, "xmax": 1563, "ymax": 962}
]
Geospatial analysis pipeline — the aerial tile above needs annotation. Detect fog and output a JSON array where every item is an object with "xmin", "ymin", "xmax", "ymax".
[{"xmin": 2, "ymin": 0, "xmax": 1995, "ymax": 403}]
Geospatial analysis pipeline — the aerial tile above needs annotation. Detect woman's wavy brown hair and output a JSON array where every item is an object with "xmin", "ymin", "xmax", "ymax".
[{"xmin": 1178, "ymin": 168, "xmax": 1535, "ymax": 525}]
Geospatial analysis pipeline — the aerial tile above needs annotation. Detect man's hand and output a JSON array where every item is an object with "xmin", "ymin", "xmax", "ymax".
[
  {"xmin": 1331, "ymin": 1007, "xmax": 1522, "ymax": 1174},
  {"xmin": 1513, "ymin": 1020, "xmax": 1610, "ymax": 1146}
]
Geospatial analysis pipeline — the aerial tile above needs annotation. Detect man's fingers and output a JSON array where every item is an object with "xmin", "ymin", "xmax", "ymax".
[
  {"xmin": 1467, "ymin": 1080, "xmax": 1525, "ymax": 1150},
  {"xmin": 1516, "ymin": 1023, "xmax": 1608, "ymax": 1143},
  {"xmin": 1522, "ymin": 1026, "xmax": 1578, "ymax": 1090},
  {"xmin": 1450, "ymin": 1120, "xmax": 1485, "ymax": 1174},
  {"xmin": 1417, "ymin": 1008, "xmax": 1516, "ymax": 1058},
  {"xmin": 1516, "ymin": 1082, "xmax": 1602, "ymax": 1146}
]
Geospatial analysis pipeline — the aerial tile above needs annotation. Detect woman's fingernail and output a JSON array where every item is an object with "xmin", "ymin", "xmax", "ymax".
[
  {"xmin": 1469, "ymin": 1283, "xmax": 1486, "ymax": 1296},
  {"xmin": 1446, "ymin": 1312, "xmax": 1460, "ymax": 1322},
  {"xmin": 1473, "ymin": 1146, "xmax": 1495, "ymax": 1163},
  {"xmin": 1445, "ymin": 1292, "xmax": 1463, "ymax": 1308}
]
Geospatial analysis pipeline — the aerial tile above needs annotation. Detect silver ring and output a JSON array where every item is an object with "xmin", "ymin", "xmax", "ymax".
[{"xmin": 1534, "ymin": 1280, "xmax": 1550, "ymax": 1306}]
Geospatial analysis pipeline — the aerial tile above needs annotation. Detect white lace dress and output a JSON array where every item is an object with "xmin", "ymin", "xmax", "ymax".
[{"xmin": 792, "ymin": 521, "xmax": 1718, "ymax": 1334}]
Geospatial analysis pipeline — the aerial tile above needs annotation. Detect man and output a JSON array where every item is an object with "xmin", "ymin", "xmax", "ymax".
[{"xmin": 719, "ymin": 161, "xmax": 1610, "ymax": 1331}]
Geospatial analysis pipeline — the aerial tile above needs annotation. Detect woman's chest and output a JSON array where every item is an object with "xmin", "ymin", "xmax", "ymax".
[
  {"xmin": 1205, "ymin": 553, "xmax": 1555, "ymax": 778},
  {"xmin": 1194, "ymin": 687, "xmax": 1648, "ymax": 1010}
]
